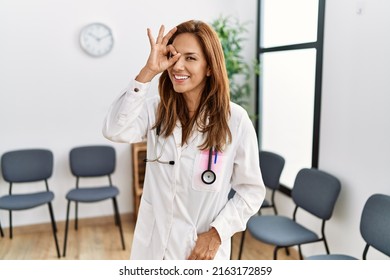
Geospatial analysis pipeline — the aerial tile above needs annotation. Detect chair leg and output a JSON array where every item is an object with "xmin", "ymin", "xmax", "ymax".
[
  {"xmin": 323, "ymin": 238, "xmax": 330, "ymax": 254},
  {"xmin": 274, "ymin": 246, "xmax": 294, "ymax": 260},
  {"xmin": 238, "ymin": 230, "xmax": 246, "ymax": 260},
  {"xmin": 9, "ymin": 210, "xmax": 12, "ymax": 239},
  {"xmin": 75, "ymin": 202, "xmax": 78, "ymax": 230},
  {"xmin": 112, "ymin": 198, "xmax": 125, "ymax": 250},
  {"xmin": 48, "ymin": 202, "xmax": 61, "ymax": 258},
  {"xmin": 0, "ymin": 221, "xmax": 4, "ymax": 237},
  {"xmin": 63, "ymin": 200, "xmax": 71, "ymax": 257},
  {"xmin": 273, "ymin": 246, "xmax": 280, "ymax": 260},
  {"xmin": 298, "ymin": 245, "xmax": 303, "ymax": 260},
  {"xmin": 112, "ymin": 199, "xmax": 119, "ymax": 226},
  {"xmin": 362, "ymin": 244, "xmax": 370, "ymax": 260}
]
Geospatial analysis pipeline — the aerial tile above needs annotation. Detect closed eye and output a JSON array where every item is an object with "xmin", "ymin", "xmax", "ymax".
[{"xmin": 186, "ymin": 56, "xmax": 196, "ymax": 61}]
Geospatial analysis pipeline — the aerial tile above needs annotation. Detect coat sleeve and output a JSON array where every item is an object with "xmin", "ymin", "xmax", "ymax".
[
  {"xmin": 102, "ymin": 80, "xmax": 151, "ymax": 143},
  {"xmin": 210, "ymin": 110, "xmax": 266, "ymax": 242}
]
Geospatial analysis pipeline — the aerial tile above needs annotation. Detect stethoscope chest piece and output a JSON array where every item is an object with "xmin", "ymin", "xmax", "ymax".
[
  {"xmin": 201, "ymin": 169, "xmax": 216, "ymax": 185},
  {"xmin": 201, "ymin": 147, "xmax": 217, "ymax": 184}
]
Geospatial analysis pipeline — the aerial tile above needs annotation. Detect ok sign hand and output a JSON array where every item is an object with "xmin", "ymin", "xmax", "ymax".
[{"xmin": 136, "ymin": 25, "xmax": 181, "ymax": 83}]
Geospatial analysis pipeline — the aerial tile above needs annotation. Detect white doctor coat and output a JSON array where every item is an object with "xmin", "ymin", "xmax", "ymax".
[{"xmin": 103, "ymin": 80, "xmax": 265, "ymax": 260}]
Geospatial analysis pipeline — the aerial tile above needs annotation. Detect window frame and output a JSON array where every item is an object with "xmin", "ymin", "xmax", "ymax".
[{"xmin": 255, "ymin": 0, "xmax": 326, "ymax": 195}]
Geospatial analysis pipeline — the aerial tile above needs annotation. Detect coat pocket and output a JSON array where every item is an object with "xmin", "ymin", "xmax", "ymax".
[{"xmin": 191, "ymin": 149, "xmax": 224, "ymax": 192}]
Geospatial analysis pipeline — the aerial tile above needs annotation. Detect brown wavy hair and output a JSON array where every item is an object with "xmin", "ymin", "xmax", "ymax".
[{"xmin": 154, "ymin": 20, "xmax": 231, "ymax": 152}]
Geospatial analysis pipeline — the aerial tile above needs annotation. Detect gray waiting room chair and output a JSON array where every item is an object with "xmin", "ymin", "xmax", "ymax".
[
  {"xmin": 244, "ymin": 168, "xmax": 341, "ymax": 260},
  {"xmin": 0, "ymin": 149, "xmax": 61, "ymax": 258},
  {"xmin": 306, "ymin": 193, "xmax": 390, "ymax": 260},
  {"xmin": 235, "ymin": 150, "xmax": 285, "ymax": 259},
  {"xmin": 257, "ymin": 151, "xmax": 285, "ymax": 215},
  {"xmin": 229, "ymin": 150, "xmax": 285, "ymax": 259},
  {"xmin": 62, "ymin": 145, "xmax": 125, "ymax": 257}
]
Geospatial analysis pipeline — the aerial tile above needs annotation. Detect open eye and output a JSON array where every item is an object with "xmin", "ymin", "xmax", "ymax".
[{"xmin": 186, "ymin": 56, "xmax": 196, "ymax": 61}]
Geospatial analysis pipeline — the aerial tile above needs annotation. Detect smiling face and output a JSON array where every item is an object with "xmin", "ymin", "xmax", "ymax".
[{"xmin": 167, "ymin": 33, "xmax": 211, "ymax": 106}]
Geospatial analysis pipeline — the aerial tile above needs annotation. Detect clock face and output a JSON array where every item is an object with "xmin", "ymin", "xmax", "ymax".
[{"xmin": 80, "ymin": 23, "xmax": 114, "ymax": 57}]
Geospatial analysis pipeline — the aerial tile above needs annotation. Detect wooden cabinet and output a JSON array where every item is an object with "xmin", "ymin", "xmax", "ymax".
[{"xmin": 131, "ymin": 141, "xmax": 147, "ymax": 221}]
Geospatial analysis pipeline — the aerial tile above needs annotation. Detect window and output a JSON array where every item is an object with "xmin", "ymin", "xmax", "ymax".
[{"xmin": 256, "ymin": 0, "xmax": 325, "ymax": 191}]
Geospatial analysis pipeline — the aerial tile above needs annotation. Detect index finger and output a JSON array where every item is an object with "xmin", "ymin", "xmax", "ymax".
[
  {"xmin": 146, "ymin": 28, "xmax": 155, "ymax": 47},
  {"xmin": 161, "ymin": 26, "xmax": 177, "ymax": 46}
]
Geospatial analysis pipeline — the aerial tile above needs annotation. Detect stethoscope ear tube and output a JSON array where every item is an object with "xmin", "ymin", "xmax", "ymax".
[{"xmin": 147, "ymin": 125, "xmax": 216, "ymax": 184}]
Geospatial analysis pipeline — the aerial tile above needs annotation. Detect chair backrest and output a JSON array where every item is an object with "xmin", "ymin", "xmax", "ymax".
[
  {"xmin": 260, "ymin": 150, "xmax": 285, "ymax": 190},
  {"xmin": 70, "ymin": 145, "xmax": 115, "ymax": 177},
  {"xmin": 292, "ymin": 168, "xmax": 341, "ymax": 220},
  {"xmin": 360, "ymin": 193, "xmax": 390, "ymax": 257},
  {"xmin": 1, "ymin": 149, "xmax": 53, "ymax": 183}
]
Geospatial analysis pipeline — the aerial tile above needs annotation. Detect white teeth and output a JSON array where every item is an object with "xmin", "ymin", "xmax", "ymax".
[{"xmin": 174, "ymin": 75, "xmax": 189, "ymax": 80}]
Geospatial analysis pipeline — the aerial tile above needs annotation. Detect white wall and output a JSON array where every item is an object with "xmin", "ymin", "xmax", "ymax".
[
  {"xmin": 2, "ymin": 0, "xmax": 389, "ymax": 261},
  {"xmin": 271, "ymin": 0, "xmax": 390, "ymax": 260},
  {"xmin": 318, "ymin": 0, "xmax": 390, "ymax": 259},
  {"xmin": 0, "ymin": 0, "xmax": 258, "ymax": 227}
]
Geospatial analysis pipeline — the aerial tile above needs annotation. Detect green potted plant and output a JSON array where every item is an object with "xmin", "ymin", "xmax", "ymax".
[{"xmin": 211, "ymin": 15, "xmax": 260, "ymax": 112}]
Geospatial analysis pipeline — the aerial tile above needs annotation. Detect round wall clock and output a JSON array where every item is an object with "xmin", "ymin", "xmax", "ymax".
[{"xmin": 79, "ymin": 22, "xmax": 114, "ymax": 57}]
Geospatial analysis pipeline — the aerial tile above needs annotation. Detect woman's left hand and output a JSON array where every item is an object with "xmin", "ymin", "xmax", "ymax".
[{"xmin": 187, "ymin": 227, "xmax": 221, "ymax": 260}]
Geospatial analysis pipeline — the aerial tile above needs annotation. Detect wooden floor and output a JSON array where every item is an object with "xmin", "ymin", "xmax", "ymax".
[{"xmin": 0, "ymin": 214, "xmax": 299, "ymax": 260}]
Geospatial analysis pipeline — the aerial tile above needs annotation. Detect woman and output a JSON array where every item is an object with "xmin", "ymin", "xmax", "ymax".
[{"xmin": 103, "ymin": 20, "xmax": 265, "ymax": 260}]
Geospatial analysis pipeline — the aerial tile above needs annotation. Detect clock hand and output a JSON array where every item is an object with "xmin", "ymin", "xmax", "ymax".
[
  {"xmin": 88, "ymin": 32, "xmax": 100, "ymax": 40},
  {"xmin": 97, "ymin": 33, "xmax": 112, "ymax": 41}
]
